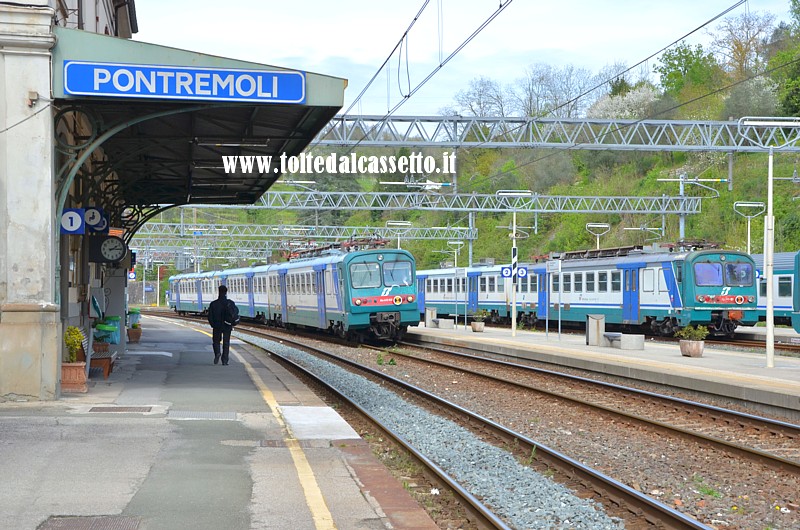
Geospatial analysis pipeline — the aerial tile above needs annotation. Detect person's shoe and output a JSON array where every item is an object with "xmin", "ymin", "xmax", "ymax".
[
  {"xmin": 222, "ymin": 362, "xmax": 228, "ymax": 365},
  {"xmin": 214, "ymin": 354, "xmax": 220, "ymax": 365}
]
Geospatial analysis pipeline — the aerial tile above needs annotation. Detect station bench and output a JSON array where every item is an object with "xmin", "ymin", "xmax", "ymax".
[
  {"xmin": 602, "ymin": 332, "xmax": 645, "ymax": 350},
  {"xmin": 430, "ymin": 318, "xmax": 455, "ymax": 329},
  {"xmin": 90, "ymin": 351, "xmax": 118, "ymax": 379}
]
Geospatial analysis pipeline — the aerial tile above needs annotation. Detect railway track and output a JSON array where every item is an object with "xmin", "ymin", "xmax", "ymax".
[
  {"xmin": 385, "ymin": 342, "xmax": 800, "ymax": 470},
  {"xmin": 235, "ymin": 327, "xmax": 708, "ymax": 528}
]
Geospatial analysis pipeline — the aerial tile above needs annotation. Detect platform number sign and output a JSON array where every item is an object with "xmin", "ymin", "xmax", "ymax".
[
  {"xmin": 60, "ymin": 208, "xmax": 85, "ymax": 234},
  {"xmin": 501, "ymin": 266, "xmax": 528, "ymax": 279}
]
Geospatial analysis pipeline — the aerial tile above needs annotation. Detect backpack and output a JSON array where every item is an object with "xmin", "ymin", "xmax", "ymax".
[{"xmin": 223, "ymin": 300, "xmax": 240, "ymax": 327}]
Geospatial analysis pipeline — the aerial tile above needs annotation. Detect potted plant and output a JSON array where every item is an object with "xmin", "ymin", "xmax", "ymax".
[
  {"xmin": 92, "ymin": 334, "xmax": 109, "ymax": 354},
  {"xmin": 127, "ymin": 322, "xmax": 142, "ymax": 343},
  {"xmin": 62, "ymin": 326, "xmax": 87, "ymax": 393},
  {"xmin": 674, "ymin": 325, "xmax": 709, "ymax": 357},
  {"xmin": 470, "ymin": 309, "xmax": 489, "ymax": 332}
]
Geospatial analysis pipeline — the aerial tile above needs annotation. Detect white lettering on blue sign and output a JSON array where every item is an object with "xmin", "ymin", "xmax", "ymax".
[{"xmin": 64, "ymin": 61, "xmax": 306, "ymax": 104}]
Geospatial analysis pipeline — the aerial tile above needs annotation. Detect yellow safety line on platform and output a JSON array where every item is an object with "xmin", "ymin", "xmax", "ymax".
[{"xmin": 195, "ymin": 329, "xmax": 336, "ymax": 530}]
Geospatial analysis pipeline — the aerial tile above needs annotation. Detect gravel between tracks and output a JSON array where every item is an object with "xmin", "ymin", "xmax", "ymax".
[{"xmin": 243, "ymin": 334, "xmax": 624, "ymax": 530}]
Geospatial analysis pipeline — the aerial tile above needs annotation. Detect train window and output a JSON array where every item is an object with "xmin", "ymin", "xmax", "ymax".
[
  {"xmin": 611, "ymin": 271, "xmax": 621, "ymax": 292},
  {"xmin": 488, "ymin": 276, "xmax": 496, "ymax": 292},
  {"xmin": 563, "ymin": 273, "xmax": 572, "ymax": 293},
  {"xmin": 760, "ymin": 279, "xmax": 767, "ymax": 297},
  {"xmin": 694, "ymin": 262, "xmax": 723, "ymax": 286},
  {"xmin": 480, "ymin": 277, "xmax": 487, "ymax": 292},
  {"xmin": 779, "ymin": 276, "xmax": 792, "ymax": 297},
  {"xmin": 531, "ymin": 275, "xmax": 538, "ymax": 292},
  {"xmin": 586, "ymin": 272, "xmax": 595, "ymax": 292},
  {"xmin": 432, "ymin": 279, "xmax": 438, "ymax": 294},
  {"xmin": 518, "ymin": 275, "xmax": 528, "ymax": 292},
  {"xmin": 553, "ymin": 273, "xmax": 560, "ymax": 293},
  {"xmin": 598, "ymin": 271, "xmax": 608, "ymax": 292},
  {"xmin": 574, "ymin": 273, "xmax": 583, "ymax": 292},
  {"xmin": 383, "ymin": 261, "xmax": 413, "ymax": 286},
  {"xmin": 724, "ymin": 262, "xmax": 753, "ymax": 287},
  {"xmin": 350, "ymin": 262, "xmax": 381, "ymax": 288},
  {"xmin": 497, "ymin": 277, "xmax": 504, "ymax": 292},
  {"xmin": 643, "ymin": 269, "xmax": 655, "ymax": 292}
]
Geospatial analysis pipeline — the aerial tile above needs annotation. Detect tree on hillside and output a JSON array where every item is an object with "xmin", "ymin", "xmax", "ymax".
[
  {"xmin": 510, "ymin": 63, "xmax": 600, "ymax": 118},
  {"xmin": 453, "ymin": 76, "xmax": 509, "ymax": 117},
  {"xmin": 721, "ymin": 77, "xmax": 778, "ymax": 118},
  {"xmin": 586, "ymin": 84, "xmax": 660, "ymax": 119},
  {"xmin": 654, "ymin": 42, "xmax": 723, "ymax": 96},
  {"xmin": 710, "ymin": 11, "xmax": 775, "ymax": 81}
]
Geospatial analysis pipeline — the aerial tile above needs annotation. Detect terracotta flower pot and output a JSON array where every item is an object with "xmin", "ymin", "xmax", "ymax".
[
  {"xmin": 127, "ymin": 327, "xmax": 142, "ymax": 343},
  {"xmin": 470, "ymin": 321, "xmax": 485, "ymax": 332},
  {"xmin": 679, "ymin": 339, "xmax": 704, "ymax": 357},
  {"xmin": 61, "ymin": 362, "xmax": 87, "ymax": 393}
]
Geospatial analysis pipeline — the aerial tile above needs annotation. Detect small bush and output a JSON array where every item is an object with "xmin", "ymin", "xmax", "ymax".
[
  {"xmin": 674, "ymin": 325, "xmax": 709, "ymax": 341},
  {"xmin": 64, "ymin": 326, "xmax": 83, "ymax": 363}
]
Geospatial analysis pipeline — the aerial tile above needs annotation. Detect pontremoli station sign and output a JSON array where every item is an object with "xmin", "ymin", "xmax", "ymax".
[{"xmin": 63, "ymin": 61, "xmax": 306, "ymax": 104}]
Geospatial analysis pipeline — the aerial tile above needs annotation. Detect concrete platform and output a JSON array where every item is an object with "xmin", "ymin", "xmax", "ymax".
[
  {"xmin": 407, "ymin": 323, "xmax": 800, "ymax": 421},
  {"xmin": 0, "ymin": 315, "xmax": 437, "ymax": 530}
]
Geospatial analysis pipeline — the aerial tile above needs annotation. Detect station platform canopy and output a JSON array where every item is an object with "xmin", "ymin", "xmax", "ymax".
[{"xmin": 51, "ymin": 26, "xmax": 347, "ymax": 208}]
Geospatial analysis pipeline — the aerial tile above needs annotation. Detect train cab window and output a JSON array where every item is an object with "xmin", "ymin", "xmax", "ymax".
[
  {"xmin": 611, "ymin": 271, "xmax": 621, "ymax": 292},
  {"xmin": 574, "ymin": 272, "xmax": 583, "ymax": 292},
  {"xmin": 350, "ymin": 262, "xmax": 381, "ymax": 288},
  {"xmin": 694, "ymin": 262, "xmax": 723, "ymax": 286},
  {"xmin": 779, "ymin": 276, "xmax": 792, "ymax": 297},
  {"xmin": 383, "ymin": 261, "xmax": 413, "ymax": 286},
  {"xmin": 586, "ymin": 272, "xmax": 595, "ymax": 292},
  {"xmin": 563, "ymin": 273, "xmax": 571, "ymax": 293},
  {"xmin": 724, "ymin": 262, "xmax": 753, "ymax": 287},
  {"xmin": 598, "ymin": 271, "xmax": 608, "ymax": 292}
]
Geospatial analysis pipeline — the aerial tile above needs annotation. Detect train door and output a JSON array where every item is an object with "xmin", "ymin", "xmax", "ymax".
[
  {"xmin": 278, "ymin": 269, "xmax": 288, "ymax": 324},
  {"xmin": 619, "ymin": 263, "xmax": 644, "ymax": 324},
  {"xmin": 314, "ymin": 265, "xmax": 326, "ymax": 328},
  {"xmin": 535, "ymin": 269, "xmax": 548, "ymax": 319},
  {"xmin": 195, "ymin": 278, "xmax": 203, "ymax": 312},
  {"xmin": 467, "ymin": 271, "xmax": 480, "ymax": 313},
  {"xmin": 417, "ymin": 274, "xmax": 427, "ymax": 314},
  {"xmin": 247, "ymin": 274, "xmax": 255, "ymax": 318}
]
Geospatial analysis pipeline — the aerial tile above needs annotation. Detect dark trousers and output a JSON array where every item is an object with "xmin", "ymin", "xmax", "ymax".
[{"xmin": 212, "ymin": 327, "xmax": 232, "ymax": 364}]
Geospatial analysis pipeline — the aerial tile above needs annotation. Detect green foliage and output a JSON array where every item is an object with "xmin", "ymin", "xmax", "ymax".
[
  {"xmin": 471, "ymin": 309, "xmax": 489, "ymax": 322},
  {"xmin": 64, "ymin": 326, "xmax": 83, "ymax": 363},
  {"xmin": 674, "ymin": 325, "xmax": 709, "ymax": 341},
  {"xmin": 654, "ymin": 42, "xmax": 722, "ymax": 96}
]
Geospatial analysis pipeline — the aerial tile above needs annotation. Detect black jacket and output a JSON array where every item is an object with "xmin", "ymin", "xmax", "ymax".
[{"xmin": 207, "ymin": 296, "xmax": 234, "ymax": 330}]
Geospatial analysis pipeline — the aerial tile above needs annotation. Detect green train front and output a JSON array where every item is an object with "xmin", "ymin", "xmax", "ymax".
[
  {"xmin": 679, "ymin": 250, "xmax": 758, "ymax": 335},
  {"xmin": 342, "ymin": 249, "xmax": 418, "ymax": 340}
]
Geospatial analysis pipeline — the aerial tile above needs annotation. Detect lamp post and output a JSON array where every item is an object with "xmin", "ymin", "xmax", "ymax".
[
  {"xmin": 733, "ymin": 201, "xmax": 765, "ymax": 254},
  {"xmin": 385, "ymin": 220, "xmax": 412, "ymax": 249},
  {"xmin": 738, "ymin": 117, "xmax": 800, "ymax": 368},
  {"xmin": 585, "ymin": 223, "xmax": 610, "ymax": 250},
  {"xmin": 496, "ymin": 190, "xmax": 533, "ymax": 337}
]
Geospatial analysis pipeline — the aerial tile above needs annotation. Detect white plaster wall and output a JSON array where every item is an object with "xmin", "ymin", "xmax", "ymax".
[{"xmin": 0, "ymin": 5, "xmax": 59, "ymax": 400}]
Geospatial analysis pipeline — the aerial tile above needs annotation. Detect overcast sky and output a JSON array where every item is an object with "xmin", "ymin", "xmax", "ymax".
[{"xmin": 133, "ymin": 1, "xmax": 793, "ymax": 116}]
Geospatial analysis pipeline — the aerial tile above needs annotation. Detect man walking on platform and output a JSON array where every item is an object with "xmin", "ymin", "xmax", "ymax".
[{"xmin": 207, "ymin": 285, "xmax": 239, "ymax": 365}]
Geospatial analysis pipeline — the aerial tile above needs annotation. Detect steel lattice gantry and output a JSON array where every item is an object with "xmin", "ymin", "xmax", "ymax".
[
  {"xmin": 242, "ymin": 191, "xmax": 701, "ymax": 214},
  {"xmin": 314, "ymin": 115, "xmax": 800, "ymax": 151},
  {"xmin": 130, "ymin": 223, "xmax": 478, "ymax": 260}
]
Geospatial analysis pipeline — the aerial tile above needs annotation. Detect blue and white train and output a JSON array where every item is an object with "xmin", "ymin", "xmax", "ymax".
[
  {"xmin": 168, "ymin": 247, "xmax": 418, "ymax": 341},
  {"xmin": 751, "ymin": 252, "xmax": 795, "ymax": 326},
  {"xmin": 418, "ymin": 246, "xmax": 759, "ymax": 336}
]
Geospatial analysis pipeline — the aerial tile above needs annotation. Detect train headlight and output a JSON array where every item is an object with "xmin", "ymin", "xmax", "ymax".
[
  {"xmin": 406, "ymin": 295, "xmax": 415, "ymax": 303},
  {"xmin": 697, "ymin": 295, "xmax": 705, "ymax": 302},
  {"xmin": 748, "ymin": 296, "xmax": 755, "ymax": 303},
  {"xmin": 354, "ymin": 299, "xmax": 362, "ymax": 306}
]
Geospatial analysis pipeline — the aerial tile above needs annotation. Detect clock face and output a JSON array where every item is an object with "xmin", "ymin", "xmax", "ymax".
[{"xmin": 100, "ymin": 236, "xmax": 127, "ymax": 262}]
